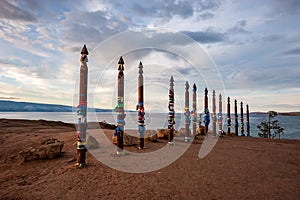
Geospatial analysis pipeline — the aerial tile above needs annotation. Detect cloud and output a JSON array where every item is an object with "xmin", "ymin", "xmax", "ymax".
[
  {"xmin": 124, "ymin": 0, "xmax": 194, "ymax": 20},
  {"xmin": 198, "ymin": 12, "xmax": 215, "ymax": 20},
  {"xmin": 59, "ymin": 9, "xmax": 132, "ymax": 48},
  {"xmin": 262, "ymin": 34, "xmax": 283, "ymax": 42},
  {"xmin": 226, "ymin": 19, "xmax": 249, "ymax": 35},
  {"xmin": 0, "ymin": 57, "xmax": 29, "ymax": 68},
  {"xmin": 268, "ymin": 0, "xmax": 300, "ymax": 16},
  {"xmin": 196, "ymin": 0, "xmax": 221, "ymax": 11},
  {"xmin": 0, "ymin": 96, "xmax": 20, "ymax": 100},
  {"xmin": 181, "ymin": 28, "xmax": 225, "ymax": 43},
  {"xmin": 283, "ymin": 47, "xmax": 300, "ymax": 55},
  {"xmin": 0, "ymin": 0, "xmax": 36, "ymax": 22},
  {"xmin": 101, "ymin": 0, "xmax": 221, "ymax": 26}
]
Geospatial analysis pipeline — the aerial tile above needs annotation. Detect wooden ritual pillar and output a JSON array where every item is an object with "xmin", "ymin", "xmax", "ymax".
[
  {"xmin": 246, "ymin": 104, "xmax": 250, "ymax": 137},
  {"xmin": 137, "ymin": 61, "xmax": 145, "ymax": 149},
  {"xmin": 115, "ymin": 57, "xmax": 125, "ymax": 154},
  {"xmin": 184, "ymin": 81, "xmax": 191, "ymax": 142},
  {"xmin": 212, "ymin": 90, "xmax": 216, "ymax": 136},
  {"xmin": 203, "ymin": 88, "xmax": 210, "ymax": 134},
  {"xmin": 168, "ymin": 76, "xmax": 175, "ymax": 144},
  {"xmin": 240, "ymin": 102, "xmax": 245, "ymax": 136},
  {"xmin": 218, "ymin": 94, "xmax": 223, "ymax": 135},
  {"xmin": 192, "ymin": 83, "xmax": 197, "ymax": 135},
  {"xmin": 227, "ymin": 97, "xmax": 231, "ymax": 135},
  {"xmin": 74, "ymin": 44, "xmax": 88, "ymax": 168},
  {"xmin": 234, "ymin": 99, "xmax": 239, "ymax": 136}
]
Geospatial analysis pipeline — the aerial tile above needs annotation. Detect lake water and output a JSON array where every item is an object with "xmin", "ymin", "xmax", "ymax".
[{"xmin": 0, "ymin": 112, "xmax": 299, "ymax": 140}]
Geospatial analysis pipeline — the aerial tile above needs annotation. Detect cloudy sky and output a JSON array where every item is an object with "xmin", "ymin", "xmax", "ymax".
[{"xmin": 0, "ymin": 0, "xmax": 299, "ymax": 112}]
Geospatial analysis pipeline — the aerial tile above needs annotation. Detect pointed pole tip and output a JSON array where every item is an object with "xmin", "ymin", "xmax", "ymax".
[
  {"xmin": 118, "ymin": 56, "xmax": 124, "ymax": 65},
  {"xmin": 81, "ymin": 44, "xmax": 89, "ymax": 55}
]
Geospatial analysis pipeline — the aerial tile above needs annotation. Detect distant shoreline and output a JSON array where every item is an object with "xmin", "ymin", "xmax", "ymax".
[
  {"xmin": 251, "ymin": 112, "xmax": 300, "ymax": 116},
  {"xmin": 1, "ymin": 100, "xmax": 298, "ymax": 115}
]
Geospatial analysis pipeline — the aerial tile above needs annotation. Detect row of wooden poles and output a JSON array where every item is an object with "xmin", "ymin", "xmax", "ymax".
[{"xmin": 74, "ymin": 45, "xmax": 250, "ymax": 168}]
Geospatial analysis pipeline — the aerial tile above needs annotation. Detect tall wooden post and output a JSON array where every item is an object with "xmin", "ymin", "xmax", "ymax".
[
  {"xmin": 75, "ymin": 44, "xmax": 88, "ymax": 168},
  {"xmin": 227, "ymin": 97, "xmax": 231, "ymax": 135},
  {"xmin": 234, "ymin": 99, "xmax": 239, "ymax": 136},
  {"xmin": 168, "ymin": 76, "xmax": 175, "ymax": 145},
  {"xmin": 137, "ymin": 61, "xmax": 145, "ymax": 149},
  {"xmin": 246, "ymin": 104, "xmax": 250, "ymax": 137},
  {"xmin": 212, "ymin": 90, "xmax": 216, "ymax": 136},
  {"xmin": 218, "ymin": 94, "xmax": 223, "ymax": 135},
  {"xmin": 203, "ymin": 88, "xmax": 210, "ymax": 134},
  {"xmin": 116, "ymin": 56, "xmax": 125, "ymax": 154},
  {"xmin": 240, "ymin": 101, "xmax": 245, "ymax": 136},
  {"xmin": 184, "ymin": 81, "xmax": 191, "ymax": 142},
  {"xmin": 192, "ymin": 83, "xmax": 197, "ymax": 135}
]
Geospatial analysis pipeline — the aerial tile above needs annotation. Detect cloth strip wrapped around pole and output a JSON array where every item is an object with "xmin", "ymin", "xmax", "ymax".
[
  {"xmin": 137, "ymin": 61, "xmax": 145, "ymax": 149},
  {"xmin": 184, "ymin": 81, "xmax": 191, "ymax": 142},
  {"xmin": 115, "ymin": 56, "xmax": 125, "ymax": 155},
  {"xmin": 191, "ymin": 83, "xmax": 197, "ymax": 136},
  {"xmin": 203, "ymin": 88, "xmax": 210, "ymax": 134},
  {"xmin": 212, "ymin": 90, "xmax": 216, "ymax": 136},
  {"xmin": 240, "ymin": 102, "xmax": 245, "ymax": 136},
  {"xmin": 218, "ymin": 94, "xmax": 223, "ymax": 135},
  {"xmin": 227, "ymin": 97, "xmax": 231, "ymax": 135},
  {"xmin": 234, "ymin": 99, "xmax": 239, "ymax": 136},
  {"xmin": 168, "ymin": 76, "xmax": 175, "ymax": 145},
  {"xmin": 246, "ymin": 104, "xmax": 250, "ymax": 137},
  {"xmin": 74, "ymin": 44, "xmax": 88, "ymax": 168}
]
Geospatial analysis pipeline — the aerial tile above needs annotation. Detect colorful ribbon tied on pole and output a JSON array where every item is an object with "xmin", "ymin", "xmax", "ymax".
[
  {"xmin": 168, "ymin": 99, "xmax": 175, "ymax": 128},
  {"xmin": 184, "ymin": 106, "xmax": 191, "ymax": 125},
  {"xmin": 218, "ymin": 113, "xmax": 222, "ymax": 125},
  {"xmin": 227, "ymin": 118, "xmax": 231, "ymax": 129},
  {"xmin": 115, "ymin": 97, "xmax": 125, "ymax": 126},
  {"xmin": 240, "ymin": 121, "xmax": 244, "ymax": 133},
  {"xmin": 76, "ymin": 101, "xmax": 87, "ymax": 149},
  {"xmin": 137, "ymin": 102, "xmax": 145, "ymax": 136},
  {"xmin": 203, "ymin": 108, "xmax": 210, "ymax": 128}
]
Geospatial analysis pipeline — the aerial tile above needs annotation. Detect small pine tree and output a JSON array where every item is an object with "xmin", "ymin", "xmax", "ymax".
[
  {"xmin": 257, "ymin": 120, "xmax": 269, "ymax": 138},
  {"xmin": 257, "ymin": 111, "xmax": 284, "ymax": 139}
]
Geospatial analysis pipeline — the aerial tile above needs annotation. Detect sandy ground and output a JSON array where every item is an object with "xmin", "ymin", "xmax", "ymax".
[{"xmin": 0, "ymin": 119, "xmax": 299, "ymax": 200}]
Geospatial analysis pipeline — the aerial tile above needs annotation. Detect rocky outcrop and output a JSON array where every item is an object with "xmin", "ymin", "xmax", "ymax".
[
  {"xmin": 156, "ymin": 129, "xmax": 177, "ymax": 140},
  {"xmin": 19, "ymin": 138, "xmax": 64, "ymax": 162},
  {"xmin": 112, "ymin": 133, "xmax": 138, "ymax": 146},
  {"xmin": 144, "ymin": 130, "xmax": 157, "ymax": 142},
  {"xmin": 197, "ymin": 126, "xmax": 206, "ymax": 136}
]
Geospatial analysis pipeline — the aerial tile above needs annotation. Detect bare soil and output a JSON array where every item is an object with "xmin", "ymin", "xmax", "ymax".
[{"xmin": 0, "ymin": 119, "xmax": 299, "ymax": 200}]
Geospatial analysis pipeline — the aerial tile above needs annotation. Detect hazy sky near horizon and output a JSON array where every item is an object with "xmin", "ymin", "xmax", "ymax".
[{"xmin": 0, "ymin": 0, "xmax": 299, "ymax": 112}]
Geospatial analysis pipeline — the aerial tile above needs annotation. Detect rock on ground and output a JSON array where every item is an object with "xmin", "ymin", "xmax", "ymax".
[{"xmin": 19, "ymin": 138, "xmax": 64, "ymax": 162}]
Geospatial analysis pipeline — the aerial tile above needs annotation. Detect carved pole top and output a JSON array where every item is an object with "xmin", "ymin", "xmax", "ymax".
[
  {"xmin": 235, "ymin": 99, "xmax": 237, "ymax": 105},
  {"xmin": 80, "ymin": 44, "xmax": 89, "ymax": 63},
  {"xmin": 212, "ymin": 89, "xmax": 215, "ymax": 96},
  {"xmin": 227, "ymin": 96, "xmax": 230, "ymax": 102},
  {"xmin": 138, "ymin": 61, "xmax": 143, "ymax": 74},
  {"xmin": 241, "ymin": 101, "xmax": 243, "ymax": 106},
  {"xmin": 81, "ymin": 44, "xmax": 89, "ymax": 55},
  {"xmin": 205, "ymin": 87, "xmax": 208, "ymax": 96},
  {"xmin": 219, "ymin": 94, "xmax": 222, "ymax": 100},
  {"xmin": 170, "ymin": 76, "xmax": 174, "ymax": 86},
  {"xmin": 118, "ymin": 56, "xmax": 124, "ymax": 71},
  {"xmin": 185, "ymin": 81, "xmax": 189, "ymax": 90},
  {"xmin": 192, "ymin": 83, "xmax": 197, "ymax": 92}
]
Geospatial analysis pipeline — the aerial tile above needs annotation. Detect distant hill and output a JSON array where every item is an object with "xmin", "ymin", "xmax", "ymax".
[
  {"xmin": 279, "ymin": 112, "xmax": 300, "ymax": 116},
  {"xmin": 0, "ymin": 100, "xmax": 113, "ymax": 112},
  {"xmin": 251, "ymin": 111, "xmax": 300, "ymax": 116}
]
